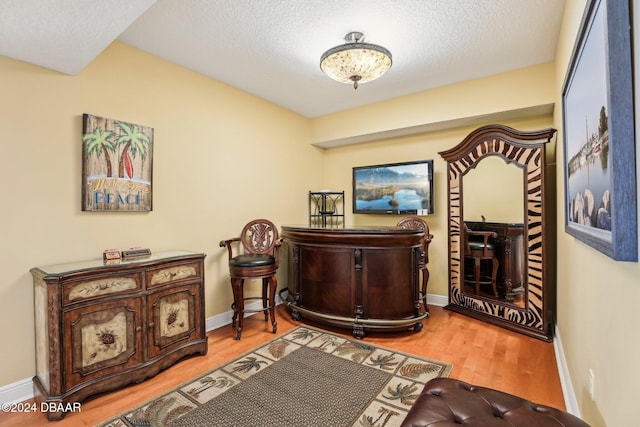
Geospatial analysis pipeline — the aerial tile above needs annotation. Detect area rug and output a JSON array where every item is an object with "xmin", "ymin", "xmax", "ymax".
[{"xmin": 99, "ymin": 325, "xmax": 452, "ymax": 427}]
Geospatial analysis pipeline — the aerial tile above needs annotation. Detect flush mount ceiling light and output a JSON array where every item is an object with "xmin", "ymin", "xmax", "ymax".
[{"xmin": 320, "ymin": 31, "xmax": 392, "ymax": 90}]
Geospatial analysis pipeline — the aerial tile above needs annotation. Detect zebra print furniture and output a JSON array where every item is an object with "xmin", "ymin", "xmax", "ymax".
[{"xmin": 439, "ymin": 125, "xmax": 557, "ymax": 341}]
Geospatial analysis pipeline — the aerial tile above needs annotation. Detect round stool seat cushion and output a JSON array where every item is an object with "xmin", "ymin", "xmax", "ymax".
[
  {"xmin": 468, "ymin": 241, "xmax": 496, "ymax": 251},
  {"xmin": 229, "ymin": 254, "xmax": 275, "ymax": 268}
]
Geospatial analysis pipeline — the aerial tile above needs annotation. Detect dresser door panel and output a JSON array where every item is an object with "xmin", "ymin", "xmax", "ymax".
[
  {"xmin": 147, "ymin": 284, "xmax": 200, "ymax": 359},
  {"xmin": 64, "ymin": 298, "xmax": 144, "ymax": 390}
]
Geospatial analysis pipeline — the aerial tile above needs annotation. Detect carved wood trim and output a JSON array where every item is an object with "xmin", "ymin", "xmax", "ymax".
[{"xmin": 440, "ymin": 124, "xmax": 556, "ymax": 341}]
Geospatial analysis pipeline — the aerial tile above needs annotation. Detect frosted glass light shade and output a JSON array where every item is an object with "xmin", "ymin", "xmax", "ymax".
[{"xmin": 320, "ymin": 32, "xmax": 392, "ymax": 89}]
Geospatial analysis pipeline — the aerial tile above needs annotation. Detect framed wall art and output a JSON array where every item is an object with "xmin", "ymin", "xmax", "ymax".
[
  {"xmin": 82, "ymin": 114, "xmax": 154, "ymax": 212},
  {"xmin": 561, "ymin": 0, "xmax": 637, "ymax": 261}
]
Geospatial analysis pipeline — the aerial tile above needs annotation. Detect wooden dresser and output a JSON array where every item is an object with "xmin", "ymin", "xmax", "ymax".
[{"xmin": 31, "ymin": 250, "xmax": 207, "ymax": 420}]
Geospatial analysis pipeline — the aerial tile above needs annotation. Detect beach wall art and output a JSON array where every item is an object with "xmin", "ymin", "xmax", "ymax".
[{"xmin": 82, "ymin": 114, "xmax": 153, "ymax": 212}]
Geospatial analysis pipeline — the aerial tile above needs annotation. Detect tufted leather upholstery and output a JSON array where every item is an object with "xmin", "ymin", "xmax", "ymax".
[{"xmin": 401, "ymin": 378, "xmax": 589, "ymax": 427}]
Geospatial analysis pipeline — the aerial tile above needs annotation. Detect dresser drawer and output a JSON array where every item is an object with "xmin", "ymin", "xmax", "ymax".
[
  {"xmin": 63, "ymin": 272, "xmax": 142, "ymax": 305},
  {"xmin": 147, "ymin": 262, "xmax": 201, "ymax": 287}
]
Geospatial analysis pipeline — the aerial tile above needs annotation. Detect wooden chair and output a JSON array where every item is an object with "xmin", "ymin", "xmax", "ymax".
[
  {"xmin": 397, "ymin": 217, "xmax": 433, "ymax": 314},
  {"xmin": 219, "ymin": 219, "xmax": 281, "ymax": 340},
  {"xmin": 462, "ymin": 223, "xmax": 499, "ymax": 297}
]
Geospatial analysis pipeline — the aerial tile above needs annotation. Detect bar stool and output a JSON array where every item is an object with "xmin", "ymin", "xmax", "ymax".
[
  {"xmin": 397, "ymin": 216, "xmax": 433, "ymax": 314},
  {"xmin": 463, "ymin": 223, "xmax": 499, "ymax": 297},
  {"xmin": 220, "ymin": 219, "xmax": 281, "ymax": 340}
]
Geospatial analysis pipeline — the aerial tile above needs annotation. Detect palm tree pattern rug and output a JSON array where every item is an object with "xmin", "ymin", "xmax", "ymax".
[{"xmin": 99, "ymin": 325, "xmax": 452, "ymax": 427}]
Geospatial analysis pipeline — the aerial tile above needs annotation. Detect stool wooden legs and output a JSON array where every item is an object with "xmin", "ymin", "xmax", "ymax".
[
  {"xmin": 261, "ymin": 279, "xmax": 269, "ymax": 321},
  {"xmin": 230, "ymin": 278, "xmax": 244, "ymax": 340},
  {"xmin": 265, "ymin": 276, "xmax": 277, "ymax": 334},
  {"xmin": 472, "ymin": 257, "xmax": 499, "ymax": 298},
  {"xmin": 473, "ymin": 258, "xmax": 481, "ymax": 295},
  {"xmin": 230, "ymin": 276, "xmax": 278, "ymax": 340},
  {"xmin": 420, "ymin": 266, "xmax": 429, "ymax": 314},
  {"xmin": 491, "ymin": 257, "xmax": 499, "ymax": 298}
]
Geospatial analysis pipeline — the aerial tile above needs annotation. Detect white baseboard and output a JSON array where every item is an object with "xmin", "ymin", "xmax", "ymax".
[
  {"xmin": 0, "ymin": 377, "xmax": 33, "ymax": 405},
  {"xmin": 554, "ymin": 325, "xmax": 581, "ymax": 417},
  {"xmin": 426, "ymin": 292, "xmax": 448, "ymax": 308},
  {"xmin": 0, "ymin": 292, "xmax": 575, "ymax": 416}
]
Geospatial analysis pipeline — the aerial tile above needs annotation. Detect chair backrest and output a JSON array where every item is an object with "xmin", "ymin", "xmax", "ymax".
[
  {"xmin": 462, "ymin": 223, "xmax": 497, "ymax": 258},
  {"xmin": 462, "ymin": 223, "xmax": 472, "ymax": 254},
  {"xmin": 397, "ymin": 216, "xmax": 430, "ymax": 234},
  {"xmin": 397, "ymin": 216, "xmax": 432, "ymax": 263},
  {"xmin": 240, "ymin": 219, "xmax": 279, "ymax": 256}
]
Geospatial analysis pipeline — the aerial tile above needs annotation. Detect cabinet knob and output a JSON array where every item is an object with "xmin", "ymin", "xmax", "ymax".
[
  {"xmin": 148, "ymin": 322, "xmax": 155, "ymax": 328},
  {"xmin": 136, "ymin": 326, "xmax": 142, "ymax": 332}
]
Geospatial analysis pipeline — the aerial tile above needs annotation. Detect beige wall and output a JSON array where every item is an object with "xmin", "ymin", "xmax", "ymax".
[
  {"xmin": 552, "ymin": 1, "xmax": 640, "ymax": 426},
  {"xmin": 463, "ymin": 155, "xmax": 524, "ymax": 223},
  {"xmin": 0, "ymin": 42, "xmax": 323, "ymax": 386},
  {"xmin": 311, "ymin": 61, "xmax": 555, "ymax": 145}
]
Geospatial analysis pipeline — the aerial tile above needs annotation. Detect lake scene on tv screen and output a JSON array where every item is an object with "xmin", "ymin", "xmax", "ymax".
[{"xmin": 354, "ymin": 162, "xmax": 431, "ymax": 212}]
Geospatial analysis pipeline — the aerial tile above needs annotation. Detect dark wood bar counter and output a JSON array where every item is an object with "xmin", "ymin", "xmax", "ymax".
[
  {"xmin": 465, "ymin": 221, "xmax": 525, "ymax": 303},
  {"xmin": 280, "ymin": 225, "xmax": 428, "ymax": 338}
]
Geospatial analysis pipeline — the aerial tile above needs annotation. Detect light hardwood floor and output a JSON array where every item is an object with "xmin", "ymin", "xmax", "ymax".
[{"xmin": 0, "ymin": 304, "xmax": 564, "ymax": 426}]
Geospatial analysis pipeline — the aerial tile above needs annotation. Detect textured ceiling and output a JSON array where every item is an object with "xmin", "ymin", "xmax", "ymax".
[{"xmin": 1, "ymin": 0, "xmax": 566, "ymax": 118}]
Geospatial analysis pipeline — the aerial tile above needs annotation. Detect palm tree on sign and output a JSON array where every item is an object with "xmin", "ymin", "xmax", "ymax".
[
  {"xmin": 83, "ymin": 127, "xmax": 116, "ymax": 177},
  {"xmin": 115, "ymin": 121, "xmax": 151, "ymax": 179}
]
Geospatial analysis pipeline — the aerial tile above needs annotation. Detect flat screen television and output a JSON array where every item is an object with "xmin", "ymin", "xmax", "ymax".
[{"xmin": 353, "ymin": 159, "xmax": 434, "ymax": 215}]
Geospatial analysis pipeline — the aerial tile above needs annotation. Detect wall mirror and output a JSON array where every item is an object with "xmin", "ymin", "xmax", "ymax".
[
  {"xmin": 439, "ymin": 124, "xmax": 556, "ymax": 341},
  {"xmin": 462, "ymin": 156, "xmax": 526, "ymax": 308}
]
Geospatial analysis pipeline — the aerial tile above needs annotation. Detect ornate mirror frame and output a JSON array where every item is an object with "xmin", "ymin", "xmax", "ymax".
[{"xmin": 439, "ymin": 125, "xmax": 557, "ymax": 341}]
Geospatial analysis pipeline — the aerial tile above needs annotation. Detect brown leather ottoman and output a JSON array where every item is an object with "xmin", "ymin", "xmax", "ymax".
[{"xmin": 401, "ymin": 378, "xmax": 589, "ymax": 426}]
